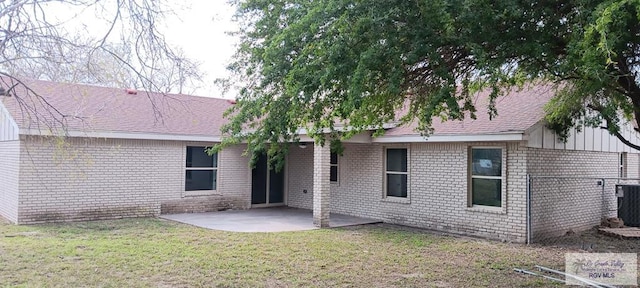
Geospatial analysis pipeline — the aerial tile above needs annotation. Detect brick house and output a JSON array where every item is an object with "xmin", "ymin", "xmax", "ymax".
[{"xmin": 1, "ymin": 79, "xmax": 639, "ymax": 242}]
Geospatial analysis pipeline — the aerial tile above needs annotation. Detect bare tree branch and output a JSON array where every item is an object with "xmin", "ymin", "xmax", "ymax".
[{"xmin": 0, "ymin": 0, "xmax": 205, "ymax": 135}]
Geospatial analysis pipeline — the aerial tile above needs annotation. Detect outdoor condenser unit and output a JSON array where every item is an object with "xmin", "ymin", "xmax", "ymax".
[{"xmin": 616, "ymin": 184, "xmax": 640, "ymax": 227}]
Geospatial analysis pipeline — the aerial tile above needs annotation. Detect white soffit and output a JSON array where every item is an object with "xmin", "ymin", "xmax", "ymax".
[{"xmin": 373, "ymin": 133, "xmax": 525, "ymax": 143}]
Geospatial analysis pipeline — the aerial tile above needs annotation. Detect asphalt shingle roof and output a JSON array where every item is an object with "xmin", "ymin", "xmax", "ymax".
[
  {"xmin": 385, "ymin": 84, "xmax": 555, "ymax": 136},
  {"xmin": 1, "ymin": 78, "xmax": 232, "ymax": 137},
  {"xmin": 1, "ymin": 79, "xmax": 555, "ymax": 138}
]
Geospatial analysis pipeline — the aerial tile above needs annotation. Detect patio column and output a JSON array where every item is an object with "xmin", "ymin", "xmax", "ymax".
[{"xmin": 313, "ymin": 141, "xmax": 330, "ymax": 228}]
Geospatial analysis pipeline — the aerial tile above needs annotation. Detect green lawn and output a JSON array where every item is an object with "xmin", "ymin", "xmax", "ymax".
[{"xmin": 0, "ymin": 218, "xmax": 568, "ymax": 287}]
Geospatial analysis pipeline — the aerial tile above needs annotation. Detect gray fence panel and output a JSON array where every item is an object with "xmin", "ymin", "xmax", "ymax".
[{"xmin": 528, "ymin": 176, "xmax": 640, "ymax": 244}]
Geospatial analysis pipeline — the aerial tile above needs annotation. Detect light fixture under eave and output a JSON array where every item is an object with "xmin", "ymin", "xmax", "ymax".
[{"xmin": 298, "ymin": 142, "xmax": 308, "ymax": 149}]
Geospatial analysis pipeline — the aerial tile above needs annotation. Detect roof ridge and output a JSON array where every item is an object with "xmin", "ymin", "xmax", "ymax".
[{"xmin": 1, "ymin": 77, "xmax": 232, "ymax": 102}]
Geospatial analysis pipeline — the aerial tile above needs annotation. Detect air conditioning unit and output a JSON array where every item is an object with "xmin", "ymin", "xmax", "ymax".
[{"xmin": 616, "ymin": 184, "xmax": 640, "ymax": 227}]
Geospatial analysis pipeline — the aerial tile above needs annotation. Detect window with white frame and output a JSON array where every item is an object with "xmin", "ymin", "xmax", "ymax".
[
  {"xmin": 185, "ymin": 146, "xmax": 218, "ymax": 191},
  {"xmin": 620, "ymin": 152, "xmax": 628, "ymax": 178},
  {"xmin": 330, "ymin": 152, "xmax": 339, "ymax": 182},
  {"xmin": 385, "ymin": 148, "xmax": 408, "ymax": 198},
  {"xmin": 469, "ymin": 147, "xmax": 503, "ymax": 207}
]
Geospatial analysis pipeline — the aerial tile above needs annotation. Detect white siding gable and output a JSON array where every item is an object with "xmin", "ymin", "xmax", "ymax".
[
  {"xmin": 0, "ymin": 100, "xmax": 18, "ymax": 141},
  {"xmin": 527, "ymin": 121, "xmax": 640, "ymax": 153}
]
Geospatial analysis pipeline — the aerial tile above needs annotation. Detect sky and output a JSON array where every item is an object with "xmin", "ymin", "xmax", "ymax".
[
  {"xmin": 44, "ymin": 1, "xmax": 240, "ymax": 99},
  {"xmin": 162, "ymin": 2, "xmax": 239, "ymax": 98}
]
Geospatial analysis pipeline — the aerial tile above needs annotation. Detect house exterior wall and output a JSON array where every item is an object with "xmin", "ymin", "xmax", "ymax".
[
  {"xmin": 527, "ymin": 122, "xmax": 640, "ymax": 153},
  {"xmin": 0, "ymin": 140, "xmax": 20, "ymax": 223},
  {"xmin": 287, "ymin": 145, "xmax": 314, "ymax": 209},
  {"xmin": 287, "ymin": 142, "xmax": 529, "ymax": 242},
  {"xmin": 16, "ymin": 136, "xmax": 250, "ymax": 224},
  {"xmin": 0, "ymin": 100, "xmax": 19, "ymax": 142},
  {"xmin": 527, "ymin": 148, "xmax": 620, "ymax": 240},
  {"xmin": 626, "ymin": 153, "xmax": 640, "ymax": 179},
  {"xmin": 160, "ymin": 143, "xmax": 251, "ymax": 213}
]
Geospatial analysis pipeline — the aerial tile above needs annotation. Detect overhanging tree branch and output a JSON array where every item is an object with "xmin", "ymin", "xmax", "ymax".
[
  {"xmin": 0, "ymin": 0, "xmax": 204, "ymax": 135},
  {"xmin": 601, "ymin": 125, "xmax": 640, "ymax": 151}
]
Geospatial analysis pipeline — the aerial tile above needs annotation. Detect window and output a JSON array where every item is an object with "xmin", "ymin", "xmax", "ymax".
[
  {"xmin": 185, "ymin": 146, "xmax": 218, "ymax": 191},
  {"xmin": 470, "ymin": 148, "xmax": 503, "ymax": 207},
  {"xmin": 620, "ymin": 152, "xmax": 628, "ymax": 178},
  {"xmin": 385, "ymin": 148, "xmax": 408, "ymax": 198},
  {"xmin": 330, "ymin": 152, "xmax": 339, "ymax": 182}
]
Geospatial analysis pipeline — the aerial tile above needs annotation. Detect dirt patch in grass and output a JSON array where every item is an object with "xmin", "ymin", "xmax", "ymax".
[
  {"xmin": 0, "ymin": 219, "xmax": 592, "ymax": 287},
  {"xmin": 534, "ymin": 226, "xmax": 640, "ymax": 253}
]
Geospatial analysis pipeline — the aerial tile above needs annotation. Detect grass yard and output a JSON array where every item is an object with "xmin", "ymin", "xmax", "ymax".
[{"xmin": 0, "ymin": 218, "xmax": 575, "ymax": 287}]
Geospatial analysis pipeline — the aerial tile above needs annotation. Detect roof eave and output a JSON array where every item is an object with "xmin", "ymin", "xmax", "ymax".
[
  {"xmin": 295, "ymin": 122, "xmax": 398, "ymax": 135},
  {"xmin": 372, "ymin": 132, "xmax": 527, "ymax": 143},
  {"xmin": 19, "ymin": 129, "xmax": 222, "ymax": 142}
]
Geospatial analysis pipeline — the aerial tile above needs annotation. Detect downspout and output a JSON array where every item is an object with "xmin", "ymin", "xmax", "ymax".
[
  {"xmin": 526, "ymin": 173, "xmax": 531, "ymax": 244},
  {"xmin": 601, "ymin": 178, "xmax": 606, "ymax": 220}
]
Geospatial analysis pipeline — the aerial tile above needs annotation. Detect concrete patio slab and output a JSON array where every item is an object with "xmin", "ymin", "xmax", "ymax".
[{"xmin": 159, "ymin": 207, "xmax": 381, "ymax": 232}]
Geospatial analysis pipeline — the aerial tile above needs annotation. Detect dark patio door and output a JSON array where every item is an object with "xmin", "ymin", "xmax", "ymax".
[{"xmin": 251, "ymin": 154, "xmax": 285, "ymax": 205}]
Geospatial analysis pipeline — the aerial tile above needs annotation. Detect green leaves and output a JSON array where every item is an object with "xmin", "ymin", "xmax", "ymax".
[
  {"xmin": 543, "ymin": 0, "xmax": 640, "ymax": 144},
  {"xmin": 221, "ymin": 0, "xmax": 640, "ymax": 164}
]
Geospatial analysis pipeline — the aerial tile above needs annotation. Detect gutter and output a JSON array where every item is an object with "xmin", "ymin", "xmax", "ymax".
[
  {"xmin": 18, "ymin": 125, "xmax": 526, "ymax": 144},
  {"xmin": 295, "ymin": 122, "xmax": 399, "ymax": 135},
  {"xmin": 19, "ymin": 129, "xmax": 222, "ymax": 142},
  {"xmin": 372, "ymin": 132, "xmax": 526, "ymax": 143}
]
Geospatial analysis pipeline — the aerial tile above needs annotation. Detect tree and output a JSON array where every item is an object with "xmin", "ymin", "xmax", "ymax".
[
  {"xmin": 3, "ymin": 37, "xmax": 201, "ymax": 95},
  {"xmin": 219, "ymin": 0, "xmax": 640, "ymax": 166},
  {"xmin": 0, "ymin": 0, "xmax": 202, "ymax": 132}
]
